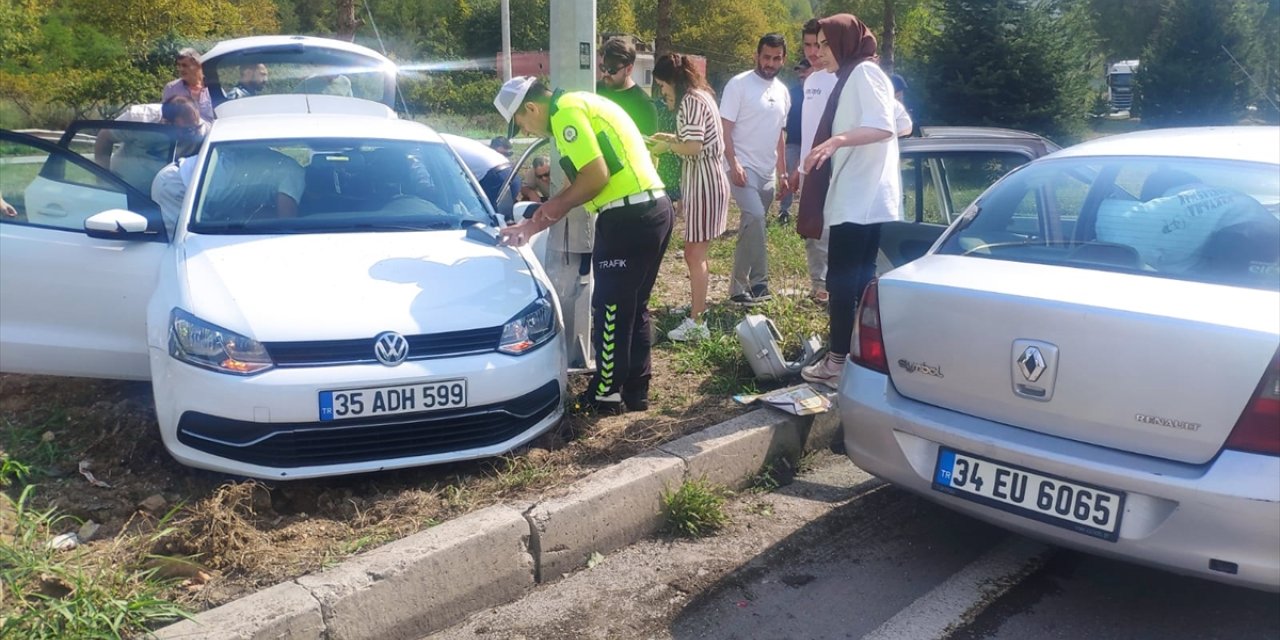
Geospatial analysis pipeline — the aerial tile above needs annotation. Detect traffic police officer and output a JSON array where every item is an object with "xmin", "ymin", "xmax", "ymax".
[{"xmin": 494, "ymin": 76, "xmax": 673, "ymax": 414}]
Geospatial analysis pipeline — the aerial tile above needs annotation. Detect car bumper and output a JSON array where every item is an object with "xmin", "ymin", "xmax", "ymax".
[
  {"xmin": 150, "ymin": 337, "xmax": 566, "ymax": 479},
  {"xmin": 839, "ymin": 363, "xmax": 1280, "ymax": 592}
]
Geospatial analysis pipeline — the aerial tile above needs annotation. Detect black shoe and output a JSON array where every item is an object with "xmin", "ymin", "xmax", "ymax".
[
  {"xmin": 777, "ymin": 212, "xmax": 791, "ymax": 226},
  {"xmin": 750, "ymin": 284, "xmax": 773, "ymax": 302},
  {"xmin": 621, "ymin": 383, "xmax": 650, "ymax": 412},
  {"xmin": 573, "ymin": 390, "xmax": 625, "ymax": 416},
  {"xmin": 729, "ymin": 293, "xmax": 758, "ymax": 306}
]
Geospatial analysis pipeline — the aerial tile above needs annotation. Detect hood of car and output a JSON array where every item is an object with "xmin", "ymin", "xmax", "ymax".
[{"xmin": 178, "ymin": 230, "xmax": 540, "ymax": 341}]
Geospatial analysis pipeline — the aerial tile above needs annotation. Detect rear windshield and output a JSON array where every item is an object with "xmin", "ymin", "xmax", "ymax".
[
  {"xmin": 208, "ymin": 49, "xmax": 394, "ymax": 106},
  {"xmin": 937, "ymin": 156, "xmax": 1280, "ymax": 291},
  {"xmin": 188, "ymin": 138, "xmax": 491, "ymax": 234}
]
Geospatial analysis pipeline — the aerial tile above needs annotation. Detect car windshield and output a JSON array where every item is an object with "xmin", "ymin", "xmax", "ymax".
[
  {"xmin": 209, "ymin": 49, "xmax": 393, "ymax": 106},
  {"xmin": 188, "ymin": 138, "xmax": 492, "ymax": 234},
  {"xmin": 937, "ymin": 155, "xmax": 1280, "ymax": 291}
]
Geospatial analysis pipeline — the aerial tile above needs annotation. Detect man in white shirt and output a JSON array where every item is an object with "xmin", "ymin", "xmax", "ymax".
[
  {"xmin": 788, "ymin": 19, "xmax": 839, "ymax": 303},
  {"xmin": 721, "ymin": 33, "xmax": 791, "ymax": 305}
]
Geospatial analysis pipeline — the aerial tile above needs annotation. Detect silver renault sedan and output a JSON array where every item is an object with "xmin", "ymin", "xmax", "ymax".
[{"xmin": 839, "ymin": 126, "xmax": 1280, "ymax": 591}]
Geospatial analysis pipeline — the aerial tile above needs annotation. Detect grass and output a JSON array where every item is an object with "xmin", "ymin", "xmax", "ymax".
[
  {"xmin": 0, "ymin": 476, "xmax": 190, "ymax": 638},
  {"xmin": 1, "ymin": 413, "xmax": 69, "ymax": 476},
  {"xmin": 661, "ymin": 478, "xmax": 730, "ymax": 538}
]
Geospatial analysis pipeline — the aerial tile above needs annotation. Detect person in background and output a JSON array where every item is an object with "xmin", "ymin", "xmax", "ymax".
[
  {"xmin": 224, "ymin": 63, "xmax": 269, "ymax": 100},
  {"xmin": 162, "ymin": 48, "xmax": 214, "ymax": 122},
  {"xmin": 778, "ymin": 57, "xmax": 812, "ymax": 227},
  {"xmin": 489, "ymin": 136, "xmax": 513, "ymax": 158},
  {"xmin": 649, "ymin": 53, "xmax": 730, "ymax": 343},
  {"xmin": 597, "ymin": 37, "xmax": 658, "ymax": 137},
  {"xmin": 440, "ymin": 133, "xmax": 520, "ymax": 220},
  {"xmin": 494, "ymin": 76, "xmax": 672, "ymax": 414},
  {"xmin": 651, "ymin": 84, "xmax": 684, "ymax": 216},
  {"xmin": 798, "ymin": 14, "xmax": 901, "ymax": 390},
  {"xmin": 520, "ymin": 155, "xmax": 552, "ymax": 202},
  {"xmin": 789, "ymin": 19, "xmax": 839, "ymax": 304},
  {"xmin": 94, "ymin": 96, "xmax": 207, "ymax": 194},
  {"xmin": 1, "ymin": 192, "xmax": 17, "ymax": 218},
  {"xmin": 721, "ymin": 33, "xmax": 791, "ymax": 306},
  {"xmin": 890, "ymin": 73, "xmax": 914, "ymax": 137}
]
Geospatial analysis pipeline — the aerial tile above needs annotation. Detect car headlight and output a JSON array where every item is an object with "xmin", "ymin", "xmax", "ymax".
[
  {"xmin": 169, "ymin": 309, "xmax": 274, "ymax": 375},
  {"xmin": 498, "ymin": 297, "xmax": 557, "ymax": 355}
]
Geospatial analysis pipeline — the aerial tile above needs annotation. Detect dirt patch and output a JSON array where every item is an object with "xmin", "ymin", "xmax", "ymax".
[{"xmin": 0, "ymin": 207, "xmax": 826, "ymax": 616}]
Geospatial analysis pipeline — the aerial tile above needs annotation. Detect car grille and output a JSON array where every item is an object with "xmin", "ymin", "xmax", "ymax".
[
  {"xmin": 262, "ymin": 327, "xmax": 505, "ymax": 367},
  {"xmin": 176, "ymin": 380, "xmax": 560, "ymax": 468}
]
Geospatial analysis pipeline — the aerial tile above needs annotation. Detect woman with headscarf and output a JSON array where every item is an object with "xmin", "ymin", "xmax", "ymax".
[
  {"xmin": 649, "ymin": 53, "xmax": 731, "ymax": 342},
  {"xmin": 797, "ymin": 14, "xmax": 901, "ymax": 388}
]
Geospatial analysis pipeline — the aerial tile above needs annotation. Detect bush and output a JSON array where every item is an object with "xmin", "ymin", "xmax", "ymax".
[{"xmin": 402, "ymin": 71, "xmax": 503, "ymax": 117}]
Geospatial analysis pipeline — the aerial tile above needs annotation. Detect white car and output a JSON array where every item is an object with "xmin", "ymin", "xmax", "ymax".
[
  {"xmin": 839, "ymin": 126, "xmax": 1280, "ymax": 591},
  {"xmin": 0, "ymin": 37, "xmax": 566, "ymax": 479}
]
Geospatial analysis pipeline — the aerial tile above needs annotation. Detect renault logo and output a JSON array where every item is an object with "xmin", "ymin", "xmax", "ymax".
[
  {"xmin": 374, "ymin": 332, "xmax": 410, "ymax": 366},
  {"xmin": 1017, "ymin": 346, "xmax": 1046, "ymax": 382}
]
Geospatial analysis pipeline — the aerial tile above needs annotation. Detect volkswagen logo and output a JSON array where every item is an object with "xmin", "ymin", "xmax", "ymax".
[
  {"xmin": 373, "ymin": 332, "xmax": 410, "ymax": 366},
  {"xmin": 1017, "ymin": 346, "xmax": 1046, "ymax": 382}
]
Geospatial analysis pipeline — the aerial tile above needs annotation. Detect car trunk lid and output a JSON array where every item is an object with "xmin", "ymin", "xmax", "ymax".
[{"xmin": 879, "ymin": 255, "xmax": 1279, "ymax": 464}]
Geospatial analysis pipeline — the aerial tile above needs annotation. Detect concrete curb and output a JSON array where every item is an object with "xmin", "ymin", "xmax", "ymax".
[{"xmin": 152, "ymin": 407, "xmax": 839, "ymax": 639}]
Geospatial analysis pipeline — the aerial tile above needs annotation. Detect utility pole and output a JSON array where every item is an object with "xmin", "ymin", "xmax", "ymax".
[
  {"xmin": 547, "ymin": 0, "xmax": 597, "ymax": 372},
  {"xmin": 501, "ymin": 0, "xmax": 513, "ymax": 81}
]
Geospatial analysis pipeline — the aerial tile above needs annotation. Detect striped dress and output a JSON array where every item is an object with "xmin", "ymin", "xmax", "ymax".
[{"xmin": 677, "ymin": 89, "xmax": 730, "ymax": 243}]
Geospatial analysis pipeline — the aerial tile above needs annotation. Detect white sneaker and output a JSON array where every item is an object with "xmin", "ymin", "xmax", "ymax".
[
  {"xmin": 667, "ymin": 317, "xmax": 710, "ymax": 342},
  {"xmin": 802, "ymin": 354, "xmax": 844, "ymax": 389}
]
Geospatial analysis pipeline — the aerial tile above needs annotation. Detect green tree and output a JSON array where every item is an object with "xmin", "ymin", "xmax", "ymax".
[
  {"xmin": 600, "ymin": 0, "xmax": 639, "ymax": 36},
  {"xmin": 1134, "ymin": 0, "xmax": 1266, "ymax": 127},
  {"xmin": 916, "ymin": 0, "xmax": 1096, "ymax": 142},
  {"xmin": 1085, "ymin": 0, "xmax": 1163, "ymax": 60},
  {"xmin": 665, "ymin": 0, "xmax": 795, "ymax": 84},
  {"xmin": 818, "ymin": 0, "xmax": 935, "ymax": 74}
]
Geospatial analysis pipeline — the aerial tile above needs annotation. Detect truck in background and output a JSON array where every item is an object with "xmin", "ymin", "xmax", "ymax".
[{"xmin": 1107, "ymin": 59, "xmax": 1139, "ymax": 113}]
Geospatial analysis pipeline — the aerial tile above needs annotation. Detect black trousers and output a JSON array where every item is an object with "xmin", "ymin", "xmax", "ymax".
[
  {"xmin": 827, "ymin": 222, "xmax": 882, "ymax": 355},
  {"xmin": 588, "ymin": 196, "xmax": 674, "ymax": 399}
]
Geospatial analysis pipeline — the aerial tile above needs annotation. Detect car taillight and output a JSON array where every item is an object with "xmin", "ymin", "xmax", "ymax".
[
  {"xmin": 850, "ymin": 279, "xmax": 888, "ymax": 374},
  {"xmin": 1224, "ymin": 349, "xmax": 1280, "ymax": 456}
]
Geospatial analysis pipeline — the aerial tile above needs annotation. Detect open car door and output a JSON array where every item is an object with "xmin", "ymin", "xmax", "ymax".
[
  {"xmin": 878, "ymin": 134, "xmax": 1060, "ymax": 272},
  {"xmin": 0, "ymin": 129, "xmax": 170, "ymax": 380}
]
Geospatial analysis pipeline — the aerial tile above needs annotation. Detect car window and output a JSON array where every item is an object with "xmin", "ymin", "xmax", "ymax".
[
  {"xmin": 900, "ymin": 151, "xmax": 1034, "ymax": 224},
  {"xmin": 63, "ymin": 123, "xmax": 183, "ymax": 195},
  {"xmin": 938, "ymin": 156, "xmax": 1280, "ymax": 291},
  {"xmin": 0, "ymin": 134, "xmax": 133, "ymax": 232},
  {"xmin": 188, "ymin": 138, "xmax": 492, "ymax": 234}
]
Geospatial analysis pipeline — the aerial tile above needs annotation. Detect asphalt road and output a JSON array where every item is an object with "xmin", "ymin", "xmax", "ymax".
[{"xmin": 429, "ymin": 452, "xmax": 1280, "ymax": 640}]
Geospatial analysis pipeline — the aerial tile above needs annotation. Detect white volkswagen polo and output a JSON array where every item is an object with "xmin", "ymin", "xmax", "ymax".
[{"xmin": 0, "ymin": 38, "xmax": 566, "ymax": 479}]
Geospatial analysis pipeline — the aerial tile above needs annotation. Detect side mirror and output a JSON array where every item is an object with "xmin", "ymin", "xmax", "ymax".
[
  {"xmin": 84, "ymin": 209, "xmax": 153, "ymax": 240},
  {"xmin": 512, "ymin": 201, "xmax": 540, "ymax": 222}
]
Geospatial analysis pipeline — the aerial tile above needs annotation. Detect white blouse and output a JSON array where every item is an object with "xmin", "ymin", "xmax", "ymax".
[{"xmin": 823, "ymin": 61, "xmax": 902, "ymax": 226}]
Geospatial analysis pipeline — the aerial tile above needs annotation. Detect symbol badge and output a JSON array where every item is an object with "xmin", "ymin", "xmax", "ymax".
[
  {"xmin": 1010, "ymin": 340, "xmax": 1059, "ymax": 402},
  {"xmin": 374, "ymin": 332, "xmax": 410, "ymax": 366}
]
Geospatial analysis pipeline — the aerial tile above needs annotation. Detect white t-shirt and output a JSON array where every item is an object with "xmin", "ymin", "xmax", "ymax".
[
  {"xmin": 824, "ymin": 61, "xmax": 901, "ymax": 226},
  {"xmin": 719, "ymin": 70, "xmax": 790, "ymax": 176},
  {"xmin": 800, "ymin": 70, "xmax": 838, "ymax": 161},
  {"xmin": 894, "ymin": 101, "xmax": 913, "ymax": 136},
  {"xmin": 202, "ymin": 148, "xmax": 306, "ymax": 218}
]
